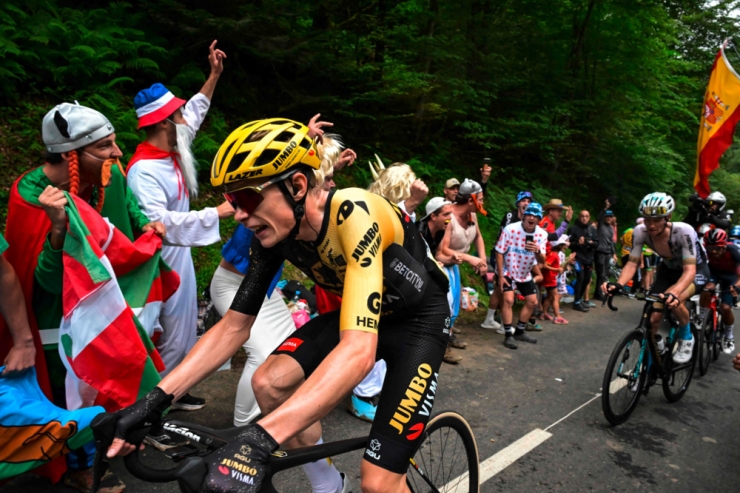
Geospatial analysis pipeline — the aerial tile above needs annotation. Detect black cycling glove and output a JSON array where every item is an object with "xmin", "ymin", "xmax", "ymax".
[
  {"xmin": 113, "ymin": 387, "xmax": 174, "ymax": 442},
  {"xmin": 202, "ymin": 423, "xmax": 278, "ymax": 493}
]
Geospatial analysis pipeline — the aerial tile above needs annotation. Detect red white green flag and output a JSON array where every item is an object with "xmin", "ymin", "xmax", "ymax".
[{"xmin": 59, "ymin": 193, "xmax": 179, "ymax": 411}]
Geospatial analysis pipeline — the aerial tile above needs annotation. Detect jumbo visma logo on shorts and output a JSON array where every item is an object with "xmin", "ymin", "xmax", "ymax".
[{"xmin": 389, "ymin": 364, "xmax": 438, "ymax": 439}]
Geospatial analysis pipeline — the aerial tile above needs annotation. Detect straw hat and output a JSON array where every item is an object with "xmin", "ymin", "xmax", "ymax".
[{"xmin": 543, "ymin": 198, "xmax": 567, "ymax": 211}]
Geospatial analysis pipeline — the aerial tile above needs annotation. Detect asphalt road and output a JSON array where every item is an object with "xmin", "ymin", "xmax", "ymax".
[{"xmin": 5, "ymin": 298, "xmax": 740, "ymax": 492}]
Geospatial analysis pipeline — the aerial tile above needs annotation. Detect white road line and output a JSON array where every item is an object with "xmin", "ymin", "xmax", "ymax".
[
  {"xmin": 478, "ymin": 429, "xmax": 553, "ymax": 483},
  {"xmin": 609, "ymin": 377, "xmax": 628, "ymax": 394},
  {"xmin": 468, "ymin": 392, "xmax": 603, "ymax": 487}
]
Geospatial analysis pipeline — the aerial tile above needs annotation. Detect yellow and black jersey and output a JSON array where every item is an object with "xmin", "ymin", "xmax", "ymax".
[{"xmin": 230, "ymin": 188, "xmax": 449, "ymax": 333}]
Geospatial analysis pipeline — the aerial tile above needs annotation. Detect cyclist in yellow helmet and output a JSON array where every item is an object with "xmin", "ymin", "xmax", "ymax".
[{"xmin": 108, "ymin": 119, "xmax": 452, "ymax": 493}]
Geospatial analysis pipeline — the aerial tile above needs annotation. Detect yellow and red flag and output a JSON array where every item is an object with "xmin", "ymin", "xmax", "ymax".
[{"xmin": 695, "ymin": 40, "xmax": 740, "ymax": 198}]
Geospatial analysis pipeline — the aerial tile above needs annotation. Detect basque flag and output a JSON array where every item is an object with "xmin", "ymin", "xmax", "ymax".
[{"xmin": 695, "ymin": 39, "xmax": 740, "ymax": 198}]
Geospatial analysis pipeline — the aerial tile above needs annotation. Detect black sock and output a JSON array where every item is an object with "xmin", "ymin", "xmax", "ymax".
[
  {"xmin": 504, "ymin": 324, "xmax": 513, "ymax": 335},
  {"xmin": 515, "ymin": 321, "xmax": 527, "ymax": 335}
]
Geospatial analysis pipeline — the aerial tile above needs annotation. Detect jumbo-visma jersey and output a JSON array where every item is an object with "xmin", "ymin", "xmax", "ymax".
[{"xmin": 230, "ymin": 188, "xmax": 449, "ymax": 333}]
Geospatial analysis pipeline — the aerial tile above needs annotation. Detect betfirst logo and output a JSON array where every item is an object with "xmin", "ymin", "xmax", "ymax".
[{"xmin": 389, "ymin": 364, "xmax": 438, "ymax": 438}]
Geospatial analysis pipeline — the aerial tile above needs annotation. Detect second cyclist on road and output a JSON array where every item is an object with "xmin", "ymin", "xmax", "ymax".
[{"xmin": 605, "ymin": 192, "xmax": 709, "ymax": 364}]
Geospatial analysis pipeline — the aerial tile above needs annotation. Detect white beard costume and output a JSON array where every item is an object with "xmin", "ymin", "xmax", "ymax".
[{"xmin": 127, "ymin": 93, "xmax": 220, "ymax": 376}]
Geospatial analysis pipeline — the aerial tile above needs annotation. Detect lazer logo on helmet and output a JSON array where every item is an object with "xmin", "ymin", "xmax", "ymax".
[
  {"xmin": 273, "ymin": 141, "xmax": 297, "ymax": 169},
  {"xmin": 351, "ymin": 223, "xmax": 380, "ymax": 262},
  {"xmin": 228, "ymin": 168, "xmax": 263, "ymax": 181},
  {"xmin": 388, "ymin": 363, "xmax": 438, "ymax": 435}
]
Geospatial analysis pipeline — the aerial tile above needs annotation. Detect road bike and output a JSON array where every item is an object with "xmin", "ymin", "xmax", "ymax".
[
  {"xmin": 91, "ymin": 410, "xmax": 480, "ymax": 493},
  {"xmin": 601, "ymin": 291, "xmax": 698, "ymax": 426},
  {"xmin": 694, "ymin": 286, "xmax": 736, "ymax": 376}
]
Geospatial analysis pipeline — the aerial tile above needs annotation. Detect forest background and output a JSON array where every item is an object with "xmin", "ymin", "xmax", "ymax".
[{"xmin": 2, "ymin": 0, "xmax": 740, "ymax": 292}]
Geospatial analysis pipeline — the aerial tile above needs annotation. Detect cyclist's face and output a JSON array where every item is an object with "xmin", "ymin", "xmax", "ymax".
[
  {"xmin": 643, "ymin": 217, "xmax": 667, "ymax": 236},
  {"xmin": 707, "ymin": 245, "xmax": 726, "ymax": 257},
  {"xmin": 234, "ymin": 182, "xmax": 296, "ymax": 248}
]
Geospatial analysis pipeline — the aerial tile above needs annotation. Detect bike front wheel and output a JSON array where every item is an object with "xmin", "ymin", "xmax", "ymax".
[
  {"xmin": 662, "ymin": 324, "xmax": 697, "ymax": 402},
  {"xmin": 602, "ymin": 329, "xmax": 646, "ymax": 426},
  {"xmin": 407, "ymin": 411, "xmax": 480, "ymax": 493}
]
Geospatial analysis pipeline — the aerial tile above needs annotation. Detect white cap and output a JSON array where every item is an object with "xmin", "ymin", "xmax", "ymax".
[
  {"xmin": 42, "ymin": 103, "xmax": 114, "ymax": 153},
  {"xmin": 422, "ymin": 197, "xmax": 451, "ymax": 221},
  {"xmin": 550, "ymin": 234, "xmax": 570, "ymax": 247}
]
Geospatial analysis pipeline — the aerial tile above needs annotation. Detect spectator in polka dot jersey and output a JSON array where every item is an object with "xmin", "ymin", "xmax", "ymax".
[{"xmin": 496, "ymin": 202, "xmax": 548, "ymax": 350}]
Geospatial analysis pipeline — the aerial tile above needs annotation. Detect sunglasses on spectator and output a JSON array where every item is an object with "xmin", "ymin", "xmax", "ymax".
[{"xmin": 223, "ymin": 177, "xmax": 283, "ymax": 215}]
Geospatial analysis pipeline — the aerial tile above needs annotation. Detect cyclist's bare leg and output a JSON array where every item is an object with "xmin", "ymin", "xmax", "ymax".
[
  {"xmin": 501, "ymin": 290, "xmax": 515, "ymax": 325},
  {"xmin": 252, "ymin": 354, "xmax": 322, "ymax": 449},
  {"xmin": 360, "ymin": 460, "xmax": 410, "ymax": 493},
  {"xmin": 700, "ymin": 282, "xmax": 716, "ymax": 308},
  {"xmin": 649, "ymin": 288, "xmax": 692, "ymax": 334}
]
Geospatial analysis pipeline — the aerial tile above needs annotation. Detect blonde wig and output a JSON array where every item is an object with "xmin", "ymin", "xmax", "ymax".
[
  {"xmin": 312, "ymin": 133, "xmax": 344, "ymax": 187},
  {"xmin": 368, "ymin": 160, "xmax": 416, "ymax": 204}
]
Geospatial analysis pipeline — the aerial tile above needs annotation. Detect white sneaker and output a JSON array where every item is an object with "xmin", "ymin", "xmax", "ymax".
[
  {"xmin": 673, "ymin": 338, "xmax": 694, "ymax": 364},
  {"xmin": 481, "ymin": 318, "xmax": 501, "ymax": 330},
  {"xmin": 723, "ymin": 337, "xmax": 735, "ymax": 355}
]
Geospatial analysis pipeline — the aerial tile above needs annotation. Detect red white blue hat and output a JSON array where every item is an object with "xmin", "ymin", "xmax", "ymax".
[{"xmin": 134, "ymin": 83, "xmax": 186, "ymax": 129}]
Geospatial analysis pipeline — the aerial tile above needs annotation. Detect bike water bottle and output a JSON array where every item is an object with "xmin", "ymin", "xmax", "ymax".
[{"xmin": 655, "ymin": 334, "xmax": 665, "ymax": 354}]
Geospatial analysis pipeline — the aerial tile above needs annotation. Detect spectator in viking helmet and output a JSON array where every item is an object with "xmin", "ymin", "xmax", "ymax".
[{"xmin": 2, "ymin": 102, "xmax": 166, "ymax": 492}]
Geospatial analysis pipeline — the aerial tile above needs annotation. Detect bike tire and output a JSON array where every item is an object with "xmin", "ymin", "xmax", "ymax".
[
  {"xmin": 407, "ymin": 411, "xmax": 480, "ymax": 493},
  {"xmin": 712, "ymin": 318, "xmax": 722, "ymax": 361},
  {"xmin": 662, "ymin": 324, "xmax": 697, "ymax": 403},
  {"xmin": 697, "ymin": 309, "xmax": 713, "ymax": 376},
  {"xmin": 601, "ymin": 329, "xmax": 645, "ymax": 426}
]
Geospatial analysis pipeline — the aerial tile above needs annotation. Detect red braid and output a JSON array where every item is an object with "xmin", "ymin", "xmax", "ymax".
[
  {"xmin": 95, "ymin": 187, "xmax": 105, "ymax": 213},
  {"xmin": 68, "ymin": 150, "xmax": 80, "ymax": 196}
]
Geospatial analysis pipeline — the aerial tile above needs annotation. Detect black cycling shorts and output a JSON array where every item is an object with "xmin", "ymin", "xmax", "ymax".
[
  {"xmin": 649, "ymin": 262, "xmax": 709, "ymax": 297},
  {"xmin": 502, "ymin": 277, "xmax": 537, "ymax": 297},
  {"xmin": 272, "ymin": 284, "xmax": 450, "ymax": 474}
]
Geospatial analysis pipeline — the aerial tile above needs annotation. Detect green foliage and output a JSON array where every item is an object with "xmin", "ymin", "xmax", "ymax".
[{"xmin": 3, "ymin": 0, "xmax": 740, "ymax": 290}]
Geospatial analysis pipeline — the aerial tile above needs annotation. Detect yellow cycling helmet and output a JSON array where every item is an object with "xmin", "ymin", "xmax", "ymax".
[{"xmin": 211, "ymin": 118, "xmax": 321, "ymax": 190}]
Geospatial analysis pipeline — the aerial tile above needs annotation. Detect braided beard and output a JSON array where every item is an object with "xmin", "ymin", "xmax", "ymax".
[{"xmin": 174, "ymin": 122, "xmax": 198, "ymax": 197}]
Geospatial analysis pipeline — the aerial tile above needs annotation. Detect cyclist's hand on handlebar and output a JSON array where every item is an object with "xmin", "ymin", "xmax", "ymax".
[
  {"xmin": 602, "ymin": 282, "xmax": 621, "ymax": 295},
  {"xmin": 659, "ymin": 292, "xmax": 680, "ymax": 309},
  {"xmin": 106, "ymin": 387, "xmax": 174, "ymax": 458},
  {"xmin": 203, "ymin": 424, "xmax": 277, "ymax": 492}
]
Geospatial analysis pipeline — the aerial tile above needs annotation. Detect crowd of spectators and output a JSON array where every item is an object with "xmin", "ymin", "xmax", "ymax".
[{"xmin": 6, "ymin": 38, "xmax": 736, "ymax": 493}]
